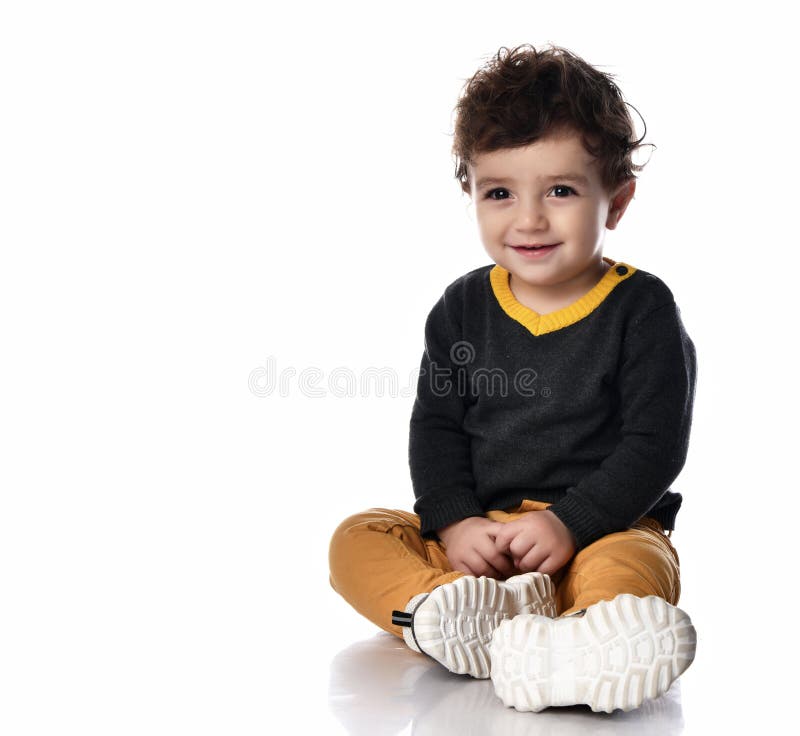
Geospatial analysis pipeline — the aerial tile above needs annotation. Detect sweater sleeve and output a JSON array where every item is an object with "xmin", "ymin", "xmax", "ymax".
[
  {"xmin": 408, "ymin": 294, "xmax": 484, "ymax": 539},
  {"xmin": 547, "ymin": 301, "xmax": 697, "ymax": 550}
]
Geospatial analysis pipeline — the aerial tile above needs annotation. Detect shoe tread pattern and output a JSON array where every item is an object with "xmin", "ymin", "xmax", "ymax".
[
  {"xmin": 490, "ymin": 594, "xmax": 697, "ymax": 712},
  {"xmin": 414, "ymin": 574, "xmax": 556, "ymax": 679}
]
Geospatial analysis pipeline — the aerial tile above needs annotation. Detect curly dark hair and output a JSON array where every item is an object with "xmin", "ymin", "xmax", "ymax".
[{"xmin": 452, "ymin": 44, "xmax": 650, "ymax": 194}]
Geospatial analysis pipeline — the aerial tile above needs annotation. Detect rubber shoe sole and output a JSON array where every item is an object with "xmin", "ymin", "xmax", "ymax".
[
  {"xmin": 411, "ymin": 573, "xmax": 556, "ymax": 679},
  {"xmin": 490, "ymin": 594, "xmax": 696, "ymax": 713}
]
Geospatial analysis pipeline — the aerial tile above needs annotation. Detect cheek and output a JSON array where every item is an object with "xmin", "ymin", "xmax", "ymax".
[
  {"xmin": 567, "ymin": 206, "xmax": 605, "ymax": 240},
  {"xmin": 588, "ymin": 202, "xmax": 610, "ymax": 231},
  {"xmin": 481, "ymin": 210, "xmax": 507, "ymax": 235},
  {"xmin": 476, "ymin": 213, "xmax": 501, "ymax": 242}
]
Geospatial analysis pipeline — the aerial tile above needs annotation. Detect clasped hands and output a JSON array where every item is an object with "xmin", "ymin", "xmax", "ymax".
[{"xmin": 437, "ymin": 510, "xmax": 576, "ymax": 579}]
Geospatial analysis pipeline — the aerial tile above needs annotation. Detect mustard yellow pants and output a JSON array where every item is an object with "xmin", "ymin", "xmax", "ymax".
[{"xmin": 328, "ymin": 500, "xmax": 681, "ymax": 641}]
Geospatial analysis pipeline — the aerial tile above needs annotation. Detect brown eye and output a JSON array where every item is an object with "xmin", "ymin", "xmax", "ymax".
[
  {"xmin": 486, "ymin": 188, "xmax": 510, "ymax": 200},
  {"xmin": 551, "ymin": 185, "xmax": 576, "ymax": 198}
]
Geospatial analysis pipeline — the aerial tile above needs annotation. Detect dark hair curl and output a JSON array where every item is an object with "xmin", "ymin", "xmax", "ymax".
[{"xmin": 452, "ymin": 44, "xmax": 651, "ymax": 194}]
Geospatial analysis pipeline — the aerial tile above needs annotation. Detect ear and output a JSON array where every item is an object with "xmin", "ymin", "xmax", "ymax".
[{"xmin": 605, "ymin": 179, "xmax": 636, "ymax": 230}]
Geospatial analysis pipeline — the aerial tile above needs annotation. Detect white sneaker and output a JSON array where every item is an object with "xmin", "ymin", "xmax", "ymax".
[
  {"xmin": 490, "ymin": 594, "xmax": 697, "ymax": 713},
  {"xmin": 391, "ymin": 573, "xmax": 556, "ymax": 679}
]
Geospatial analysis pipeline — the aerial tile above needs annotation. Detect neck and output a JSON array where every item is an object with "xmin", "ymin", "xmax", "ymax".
[{"xmin": 510, "ymin": 258, "xmax": 611, "ymax": 315}]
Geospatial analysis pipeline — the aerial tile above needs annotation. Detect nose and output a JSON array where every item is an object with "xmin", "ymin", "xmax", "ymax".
[{"xmin": 514, "ymin": 198, "xmax": 548, "ymax": 232}]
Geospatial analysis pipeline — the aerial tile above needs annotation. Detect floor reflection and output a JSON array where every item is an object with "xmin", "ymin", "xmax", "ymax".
[{"xmin": 329, "ymin": 633, "xmax": 685, "ymax": 735}]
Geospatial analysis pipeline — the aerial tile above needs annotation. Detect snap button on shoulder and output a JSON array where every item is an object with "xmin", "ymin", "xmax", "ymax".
[{"xmin": 615, "ymin": 265, "xmax": 628, "ymax": 276}]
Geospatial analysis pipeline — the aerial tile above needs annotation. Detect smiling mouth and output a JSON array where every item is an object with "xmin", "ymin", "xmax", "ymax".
[{"xmin": 510, "ymin": 243, "xmax": 560, "ymax": 251}]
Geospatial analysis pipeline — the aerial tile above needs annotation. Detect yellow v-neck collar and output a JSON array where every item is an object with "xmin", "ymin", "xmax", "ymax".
[{"xmin": 489, "ymin": 257, "xmax": 636, "ymax": 336}]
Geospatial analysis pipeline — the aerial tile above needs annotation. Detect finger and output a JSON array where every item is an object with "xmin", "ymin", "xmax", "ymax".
[
  {"xmin": 486, "ymin": 521, "xmax": 506, "ymax": 538},
  {"xmin": 493, "ymin": 526, "xmax": 517, "ymax": 553},
  {"xmin": 518, "ymin": 545, "xmax": 549, "ymax": 573},
  {"xmin": 484, "ymin": 563, "xmax": 506, "ymax": 579},
  {"xmin": 508, "ymin": 534, "xmax": 535, "ymax": 561},
  {"xmin": 454, "ymin": 559, "xmax": 477, "ymax": 577},
  {"xmin": 485, "ymin": 549, "xmax": 515, "ymax": 577},
  {"xmin": 479, "ymin": 534, "xmax": 514, "ymax": 568},
  {"xmin": 536, "ymin": 556, "xmax": 558, "ymax": 576},
  {"xmin": 467, "ymin": 552, "xmax": 503, "ymax": 579},
  {"xmin": 477, "ymin": 560, "xmax": 505, "ymax": 579}
]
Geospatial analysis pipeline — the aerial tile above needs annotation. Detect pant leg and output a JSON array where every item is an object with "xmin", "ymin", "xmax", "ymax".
[
  {"xmin": 329, "ymin": 508, "xmax": 466, "ymax": 639},
  {"xmin": 329, "ymin": 503, "xmax": 681, "ymax": 635},
  {"xmin": 555, "ymin": 517, "xmax": 682, "ymax": 616}
]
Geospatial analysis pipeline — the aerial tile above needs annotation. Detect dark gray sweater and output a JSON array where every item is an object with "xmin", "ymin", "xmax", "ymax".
[{"xmin": 408, "ymin": 257, "xmax": 697, "ymax": 551}]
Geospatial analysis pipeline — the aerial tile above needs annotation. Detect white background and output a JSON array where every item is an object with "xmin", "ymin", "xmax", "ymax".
[{"xmin": 1, "ymin": 1, "xmax": 797, "ymax": 733}]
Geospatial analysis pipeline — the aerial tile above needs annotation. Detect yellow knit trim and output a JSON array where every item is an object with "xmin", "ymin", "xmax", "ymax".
[{"xmin": 489, "ymin": 257, "xmax": 637, "ymax": 336}]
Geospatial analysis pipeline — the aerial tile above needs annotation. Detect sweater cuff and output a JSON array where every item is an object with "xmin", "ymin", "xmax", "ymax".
[
  {"xmin": 415, "ymin": 493, "xmax": 485, "ymax": 540},
  {"xmin": 546, "ymin": 495, "xmax": 607, "ymax": 551}
]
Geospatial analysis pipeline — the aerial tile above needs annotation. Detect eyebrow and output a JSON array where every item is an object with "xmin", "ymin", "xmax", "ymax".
[{"xmin": 474, "ymin": 173, "xmax": 590, "ymax": 190}]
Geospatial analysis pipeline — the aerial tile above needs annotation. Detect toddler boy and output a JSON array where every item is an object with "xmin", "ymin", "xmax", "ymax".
[{"xmin": 329, "ymin": 44, "xmax": 697, "ymax": 714}]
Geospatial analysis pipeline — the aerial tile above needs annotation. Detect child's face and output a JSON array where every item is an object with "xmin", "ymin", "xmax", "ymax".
[{"xmin": 468, "ymin": 129, "xmax": 634, "ymax": 305}]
